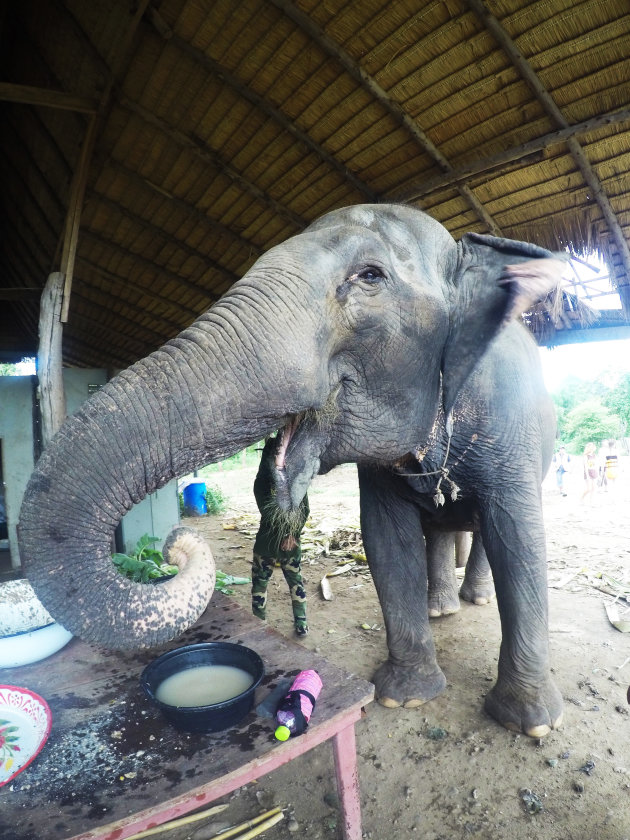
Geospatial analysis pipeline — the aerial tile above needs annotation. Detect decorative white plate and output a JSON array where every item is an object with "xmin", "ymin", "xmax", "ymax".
[{"xmin": 0, "ymin": 685, "xmax": 52, "ymax": 787}]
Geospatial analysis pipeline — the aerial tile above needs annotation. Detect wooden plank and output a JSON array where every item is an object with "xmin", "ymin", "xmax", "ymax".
[
  {"xmin": 0, "ymin": 82, "xmax": 97, "ymax": 113},
  {"xmin": 60, "ymin": 114, "xmax": 98, "ymax": 323}
]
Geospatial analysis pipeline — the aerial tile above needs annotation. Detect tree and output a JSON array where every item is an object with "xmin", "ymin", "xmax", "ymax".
[
  {"xmin": 551, "ymin": 376, "xmax": 609, "ymax": 442},
  {"xmin": 604, "ymin": 372, "xmax": 630, "ymax": 435},
  {"xmin": 562, "ymin": 400, "xmax": 621, "ymax": 453}
]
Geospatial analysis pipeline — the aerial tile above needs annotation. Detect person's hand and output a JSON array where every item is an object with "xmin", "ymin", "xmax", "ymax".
[{"xmin": 280, "ymin": 535, "xmax": 298, "ymax": 551}]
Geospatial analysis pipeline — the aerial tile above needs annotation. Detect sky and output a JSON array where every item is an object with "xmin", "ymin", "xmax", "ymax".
[{"xmin": 539, "ymin": 337, "xmax": 630, "ymax": 393}]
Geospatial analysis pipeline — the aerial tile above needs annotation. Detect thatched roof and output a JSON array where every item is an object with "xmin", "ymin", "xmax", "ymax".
[{"xmin": 1, "ymin": 0, "xmax": 629, "ymax": 367}]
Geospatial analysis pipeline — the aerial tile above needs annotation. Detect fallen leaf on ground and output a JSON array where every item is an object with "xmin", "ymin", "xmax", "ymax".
[{"xmin": 605, "ymin": 603, "xmax": 630, "ymax": 632}]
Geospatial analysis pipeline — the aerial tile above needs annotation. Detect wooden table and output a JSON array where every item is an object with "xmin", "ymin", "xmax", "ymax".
[{"xmin": 0, "ymin": 594, "xmax": 374, "ymax": 840}]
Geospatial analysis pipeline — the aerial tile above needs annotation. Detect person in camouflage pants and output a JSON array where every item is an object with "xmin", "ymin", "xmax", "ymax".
[{"xmin": 252, "ymin": 437, "xmax": 310, "ymax": 636}]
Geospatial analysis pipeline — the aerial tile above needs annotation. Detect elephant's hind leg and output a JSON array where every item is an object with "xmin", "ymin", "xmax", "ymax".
[
  {"xmin": 459, "ymin": 532, "xmax": 494, "ymax": 606},
  {"xmin": 425, "ymin": 529, "xmax": 461, "ymax": 618}
]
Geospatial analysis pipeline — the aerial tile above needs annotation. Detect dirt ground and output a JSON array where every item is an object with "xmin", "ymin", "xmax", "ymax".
[{"xmin": 172, "ymin": 459, "xmax": 630, "ymax": 840}]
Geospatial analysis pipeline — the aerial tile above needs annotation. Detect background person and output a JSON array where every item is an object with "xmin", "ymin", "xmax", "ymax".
[{"xmin": 581, "ymin": 441, "xmax": 598, "ymax": 504}]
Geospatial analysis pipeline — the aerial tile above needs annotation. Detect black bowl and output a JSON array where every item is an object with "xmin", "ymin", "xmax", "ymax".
[{"xmin": 141, "ymin": 642, "xmax": 264, "ymax": 733}]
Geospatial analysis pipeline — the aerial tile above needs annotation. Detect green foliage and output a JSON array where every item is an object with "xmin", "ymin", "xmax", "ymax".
[
  {"xmin": 552, "ymin": 376, "xmax": 609, "ymax": 442},
  {"xmin": 550, "ymin": 367, "xmax": 630, "ymax": 451},
  {"xmin": 604, "ymin": 372, "xmax": 630, "ymax": 435},
  {"xmin": 562, "ymin": 400, "xmax": 621, "ymax": 454},
  {"xmin": 112, "ymin": 534, "xmax": 178, "ymax": 583},
  {"xmin": 205, "ymin": 484, "xmax": 227, "ymax": 514},
  {"xmin": 201, "ymin": 442, "xmax": 263, "ymax": 473},
  {"xmin": 0, "ymin": 357, "xmax": 36, "ymax": 376}
]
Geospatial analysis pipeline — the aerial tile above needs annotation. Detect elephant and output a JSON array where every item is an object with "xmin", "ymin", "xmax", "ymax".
[
  {"xmin": 426, "ymin": 529, "xmax": 494, "ymax": 618},
  {"xmin": 18, "ymin": 203, "xmax": 565, "ymax": 738}
]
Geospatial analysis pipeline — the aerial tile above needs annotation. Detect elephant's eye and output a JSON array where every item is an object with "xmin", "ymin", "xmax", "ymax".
[{"xmin": 356, "ymin": 266, "xmax": 385, "ymax": 284}]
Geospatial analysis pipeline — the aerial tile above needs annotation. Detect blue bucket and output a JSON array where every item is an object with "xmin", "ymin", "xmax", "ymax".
[{"xmin": 183, "ymin": 481, "xmax": 207, "ymax": 516}]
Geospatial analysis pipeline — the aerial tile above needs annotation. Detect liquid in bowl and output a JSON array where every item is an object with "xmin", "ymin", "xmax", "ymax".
[{"xmin": 155, "ymin": 664, "xmax": 254, "ymax": 707}]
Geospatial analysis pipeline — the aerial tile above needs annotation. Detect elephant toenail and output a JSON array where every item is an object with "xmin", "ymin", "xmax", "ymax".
[{"xmin": 378, "ymin": 696, "xmax": 401, "ymax": 709}]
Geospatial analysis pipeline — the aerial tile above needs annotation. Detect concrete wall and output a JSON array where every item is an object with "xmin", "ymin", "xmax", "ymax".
[
  {"xmin": 0, "ymin": 377, "xmax": 36, "ymax": 565},
  {"xmin": 1, "ymin": 370, "xmax": 179, "ymax": 567}
]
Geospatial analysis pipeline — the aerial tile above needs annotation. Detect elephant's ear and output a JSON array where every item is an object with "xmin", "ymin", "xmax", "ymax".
[{"xmin": 441, "ymin": 232, "xmax": 566, "ymax": 416}]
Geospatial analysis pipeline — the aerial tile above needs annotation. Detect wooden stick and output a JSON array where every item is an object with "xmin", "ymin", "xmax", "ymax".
[
  {"xmin": 211, "ymin": 809, "xmax": 284, "ymax": 840},
  {"xmin": 122, "ymin": 803, "xmax": 229, "ymax": 840}
]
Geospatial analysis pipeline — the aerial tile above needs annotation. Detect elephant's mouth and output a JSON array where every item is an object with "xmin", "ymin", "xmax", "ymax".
[
  {"xmin": 274, "ymin": 414, "xmax": 302, "ymax": 470},
  {"xmin": 272, "ymin": 386, "xmax": 341, "ymax": 509}
]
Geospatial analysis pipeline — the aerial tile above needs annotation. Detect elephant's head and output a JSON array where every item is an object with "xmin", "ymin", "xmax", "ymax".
[{"xmin": 18, "ymin": 204, "xmax": 564, "ymax": 649}]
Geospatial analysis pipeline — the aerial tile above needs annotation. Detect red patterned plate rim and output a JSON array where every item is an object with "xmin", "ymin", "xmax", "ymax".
[{"xmin": 0, "ymin": 684, "xmax": 52, "ymax": 787}]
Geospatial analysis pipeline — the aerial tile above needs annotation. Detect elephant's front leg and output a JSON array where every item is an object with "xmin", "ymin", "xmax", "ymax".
[
  {"xmin": 358, "ymin": 467, "xmax": 447, "ymax": 708},
  {"xmin": 480, "ymin": 493, "xmax": 563, "ymax": 737}
]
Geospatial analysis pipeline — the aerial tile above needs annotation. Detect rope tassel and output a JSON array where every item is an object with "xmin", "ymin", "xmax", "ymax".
[{"xmin": 432, "ymin": 470, "xmax": 459, "ymax": 507}]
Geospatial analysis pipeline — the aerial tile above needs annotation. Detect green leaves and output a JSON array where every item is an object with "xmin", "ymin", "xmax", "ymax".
[
  {"xmin": 112, "ymin": 534, "xmax": 179, "ymax": 583},
  {"xmin": 215, "ymin": 570, "xmax": 250, "ymax": 595}
]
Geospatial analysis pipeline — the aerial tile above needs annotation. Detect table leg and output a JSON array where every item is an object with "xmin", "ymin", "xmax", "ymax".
[{"xmin": 332, "ymin": 722, "xmax": 363, "ymax": 840}]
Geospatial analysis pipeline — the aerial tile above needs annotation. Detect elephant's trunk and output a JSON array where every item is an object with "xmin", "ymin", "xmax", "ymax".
[{"xmin": 19, "ymin": 279, "xmax": 327, "ymax": 649}]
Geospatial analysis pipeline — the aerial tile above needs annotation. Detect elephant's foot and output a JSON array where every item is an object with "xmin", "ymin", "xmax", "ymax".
[
  {"xmin": 484, "ymin": 675, "xmax": 563, "ymax": 738},
  {"xmin": 459, "ymin": 574, "xmax": 494, "ymax": 606},
  {"xmin": 427, "ymin": 583, "xmax": 461, "ymax": 618},
  {"xmin": 374, "ymin": 660, "xmax": 447, "ymax": 709}
]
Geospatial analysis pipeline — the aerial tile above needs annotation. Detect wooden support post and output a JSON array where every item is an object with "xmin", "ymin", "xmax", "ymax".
[{"xmin": 38, "ymin": 272, "xmax": 67, "ymax": 446}]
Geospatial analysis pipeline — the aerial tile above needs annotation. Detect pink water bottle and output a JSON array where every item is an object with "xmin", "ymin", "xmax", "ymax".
[{"xmin": 274, "ymin": 670, "xmax": 323, "ymax": 740}]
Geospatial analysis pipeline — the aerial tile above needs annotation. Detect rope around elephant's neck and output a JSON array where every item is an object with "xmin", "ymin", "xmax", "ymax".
[{"xmin": 404, "ymin": 411, "xmax": 460, "ymax": 507}]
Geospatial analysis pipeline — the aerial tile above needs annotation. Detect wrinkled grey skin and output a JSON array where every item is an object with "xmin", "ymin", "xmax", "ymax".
[
  {"xmin": 19, "ymin": 204, "xmax": 564, "ymax": 737},
  {"xmin": 426, "ymin": 530, "xmax": 493, "ymax": 618}
]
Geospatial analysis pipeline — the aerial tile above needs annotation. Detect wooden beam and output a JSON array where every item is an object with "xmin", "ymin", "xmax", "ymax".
[
  {"xmin": 466, "ymin": 0, "xmax": 630, "ymax": 308},
  {"xmin": 107, "ymin": 159, "xmax": 264, "ymax": 259},
  {"xmin": 76, "ymin": 254, "xmax": 195, "ymax": 329},
  {"xmin": 88, "ymin": 192, "xmax": 232, "ymax": 299},
  {"xmin": 0, "ymin": 81, "xmax": 97, "ymax": 113},
  {"xmin": 60, "ymin": 113, "xmax": 98, "ymax": 322},
  {"xmin": 38, "ymin": 272, "xmax": 67, "ymax": 447},
  {"xmin": 146, "ymin": 10, "xmax": 379, "ymax": 204},
  {"xmin": 119, "ymin": 97, "xmax": 307, "ymax": 230},
  {"xmin": 56, "ymin": 0, "xmax": 154, "ymax": 329},
  {"xmin": 396, "ymin": 107, "xmax": 630, "ymax": 201},
  {"xmin": 72, "ymin": 283, "xmax": 176, "ymax": 343},
  {"xmin": 78, "ymin": 234, "xmax": 215, "ymax": 317},
  {"xmin": 269, "ymin": 0, "xmax": 501, "ymax": 235}
]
